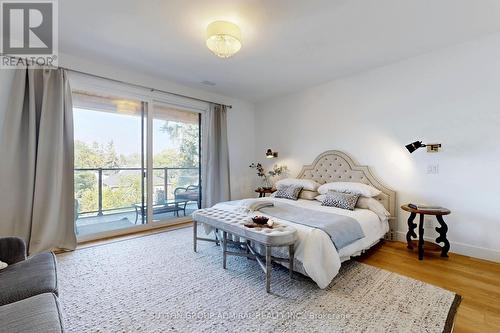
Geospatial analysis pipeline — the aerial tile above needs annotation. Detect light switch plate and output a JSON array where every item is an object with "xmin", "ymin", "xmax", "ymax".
[{"xmin": 427, "ymin": 164, "xmax": 439, "ymax": 174}]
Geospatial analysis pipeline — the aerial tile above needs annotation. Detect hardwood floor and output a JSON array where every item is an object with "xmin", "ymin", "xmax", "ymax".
[
  {"xmin": 76, "ymin": 227, "xmax": 500, "ymax": 332},
  {"xmin": 358, "ymin": 241, "xmax": 500, "ymax": 333}
]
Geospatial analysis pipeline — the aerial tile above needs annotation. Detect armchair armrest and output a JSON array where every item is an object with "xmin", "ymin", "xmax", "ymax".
[
  {"xmin": 174, "ymin": 187, "xmax": 188, "ymax": 197},
  {"xmin": 0, "ymin": 237, "xmax": 27, "ymax": 264}
]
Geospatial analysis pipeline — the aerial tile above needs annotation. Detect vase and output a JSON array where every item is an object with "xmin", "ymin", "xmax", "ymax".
[{"xmin": 261, "ymin": 177, "xmax": 272, "ymax": 190}]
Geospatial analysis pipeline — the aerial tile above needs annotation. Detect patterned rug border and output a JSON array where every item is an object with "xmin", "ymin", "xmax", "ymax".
[{"xmin": 444, "ymin": 294, "xmax": 462, "ymax": 333}]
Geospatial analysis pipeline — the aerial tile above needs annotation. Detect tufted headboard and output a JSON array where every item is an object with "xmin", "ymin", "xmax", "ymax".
[{"xmin": 297, "ymin": 150, "xmax": 396, "ymax": 231}]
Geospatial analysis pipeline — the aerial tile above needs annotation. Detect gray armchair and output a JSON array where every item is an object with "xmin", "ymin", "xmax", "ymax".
[
  {"xmin": 174, "ymin": 184, "xmax": 201, "ymax": 209},
  {"xmin": 0, "ymin": 237, "xmax": 64, "ymax": 332},
  {"xmin": 0, "ymin": 236, "xmax": 27, "ymax": 265},
  {"xmin": 0, "ymin": 237, "xmax": 58, "ymax": 306}
]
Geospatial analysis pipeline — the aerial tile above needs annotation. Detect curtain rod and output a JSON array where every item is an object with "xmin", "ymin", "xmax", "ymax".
[
  {"xmin": 65, "ymin": 67, "xmax": 232, "ymax": 109},
  {"xmin": 5, "ymin": 56, "xmax": 232, "ymax": 109}
]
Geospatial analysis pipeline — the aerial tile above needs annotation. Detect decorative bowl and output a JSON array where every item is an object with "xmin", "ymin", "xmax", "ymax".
[{"xmin": 251, "ymin": 216, "xmax": 269, "ymax": 225}]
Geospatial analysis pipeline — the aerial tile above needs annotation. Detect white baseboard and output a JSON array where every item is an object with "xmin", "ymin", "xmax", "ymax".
[{"xmin": 394, "ymin": 231, "xmax": 500, "ymax": 263}]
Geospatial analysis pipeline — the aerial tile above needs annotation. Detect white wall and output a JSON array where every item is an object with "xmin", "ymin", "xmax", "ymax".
[
  {"xmin": 255, "ymin": 33, "xmax": 500, "ymax": 262},
  {"xmin": 225, "ymin": 102, "xmax": 256, "ymax": 199},
  {"xmin": 0, "ymin": 54, "xmax": 256, "ymax": 200}
]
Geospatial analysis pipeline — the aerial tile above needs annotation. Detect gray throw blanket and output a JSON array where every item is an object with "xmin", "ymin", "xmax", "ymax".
[{"xmin": 259, "ymin": 203, "xmax": 365, "ymax": 249}]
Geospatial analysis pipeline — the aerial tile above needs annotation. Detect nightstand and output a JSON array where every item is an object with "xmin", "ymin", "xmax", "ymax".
[
  {"xmin": 255, "ymin": 188, "xmax": 276, "ymax": 198},
  {"xmin": 401, "ymin": 204, "xmax": 451, "ymax": 260}
]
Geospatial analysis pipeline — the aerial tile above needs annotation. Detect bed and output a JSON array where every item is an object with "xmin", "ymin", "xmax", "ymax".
[{"xmin": 212, "ymin": 150, "xmax": 396, "ymax": 288}]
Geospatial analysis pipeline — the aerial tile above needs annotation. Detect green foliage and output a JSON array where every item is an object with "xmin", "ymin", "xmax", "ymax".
[
  {"xmin": 268, "ymin": 165, "xmax": 288, "ymax": 177},
  {"xmin": 249, "ymin": 163, "xmax": 288, "ymax": 179},
  {"xmin": 160, "ymin": 121, "xmax": 199, "ymax": 167},
  {"xmin": 153, "ymin": 148, "xmax": 181, "ymax": 168},
  {"xmin": 74, "ymin": 121, "xmax": 200, "ymax": 215},
  {"xmin": 85, "ymin": 174, "xmax": 142, "ymax": 210},
  {"xmin": 75, "ymin": 140, "xmax": 141, "ymax": 213},
  {"xmin": 75, "ymin": 140, "xmax": 121, "ymax": 168},
  {"xmin": 74, "ymin": 172, "xmax": 96, "ymax": 193},
  {"xmin": 249, "ymin": 163, "xmax": 288, "ymax": 190}
]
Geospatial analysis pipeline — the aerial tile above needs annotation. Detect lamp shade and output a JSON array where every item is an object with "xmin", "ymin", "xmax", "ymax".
[
  {"xmin": 405, "ymin": 141, "xmax": 424, "ymax": 153},
  {"xmin": 206, "ymin": 21, "xmax": 242, "ymax": 58},
  {"xmin": 266, "ymin": 149, "xmax": 278, "ymax": 158}
]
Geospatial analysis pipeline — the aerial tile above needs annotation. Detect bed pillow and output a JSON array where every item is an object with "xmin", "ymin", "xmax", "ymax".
[
  {"xmin": 314, "ymin": 194, "xmax": 326, "ymax": 202},
  {"xmin": 356, "ymin": 197, "xmax": 390, "ymax": 221},
  {"xmin": 320, "ymin": 191, "xmax": 360, "ymax": 210},
  {"xmin": 275, "ymin": 178, "xmax": 320, "ymax": 191},
  {"xmin": 0, "ymin": 261, "xmax": 7, "ymax": 270},
  {"xmin": 299, "ymin": 190, "xmax": 319, "ymax": 200},
  {"xmin": 274, "ymin": 185, "xmax": 303, "ymax": 200},
  {"xmin": 317, "ymin": 182, "xmax": 381, "ymax": 197}
]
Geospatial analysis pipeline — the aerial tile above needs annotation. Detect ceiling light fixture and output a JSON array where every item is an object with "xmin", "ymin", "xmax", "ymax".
[{"xmin": 206, "ymin": 20, "xmax": 242, "ymax": 58}]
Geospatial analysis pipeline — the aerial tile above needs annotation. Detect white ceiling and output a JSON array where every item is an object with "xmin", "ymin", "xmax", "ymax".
[{"xmin": 60, "ymin": 0, "xmax": 500, "ymax": 102}]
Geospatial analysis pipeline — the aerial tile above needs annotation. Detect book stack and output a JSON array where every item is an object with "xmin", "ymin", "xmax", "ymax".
[{"xmin": 408, "ymin": 203, "xmax": 445, "ymax": 211}]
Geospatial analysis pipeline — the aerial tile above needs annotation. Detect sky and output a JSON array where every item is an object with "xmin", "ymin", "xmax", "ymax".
[{"xmin": 73, "ymin": 108, "xmax": 182, "ymax": 156}]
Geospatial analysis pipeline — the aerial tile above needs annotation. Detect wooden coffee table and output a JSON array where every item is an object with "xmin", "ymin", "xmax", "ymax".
[{"xmin": 401, "ymin": 204, "xmax": 451, "ymax": 260}]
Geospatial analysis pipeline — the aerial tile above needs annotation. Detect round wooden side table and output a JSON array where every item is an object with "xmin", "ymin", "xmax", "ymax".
[
  {"xmin": 401, "ymin": 204, "xmax": 451, "ymax": 260},
  {"xmin": 255, "ymin": 188, "xmax": 276, "ymax": 198}
]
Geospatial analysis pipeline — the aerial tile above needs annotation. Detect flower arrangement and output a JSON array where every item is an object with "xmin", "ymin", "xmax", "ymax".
[{"xmin": 249, "ymin": 163, "xmax": 288, "ymax": 189}]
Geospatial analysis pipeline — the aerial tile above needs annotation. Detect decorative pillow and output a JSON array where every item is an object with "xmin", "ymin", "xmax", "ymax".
[
  {"xmin": 356, "ymin": 197, "xmax": 390, "ymax": 221},
  {"xmin": 274, "ymin": 185, "xmax": 303, "ymax": 200},
  {"xmin": 0, "ymin": 261, "xmax": 7, "ymax": 270},
  {"xmin": 317, "ymin": 182, "xmax": 381, "ymax": 197},
  {"xmin": 275, "ymin": 178, "xmax": 320, "ymax": 191},
  {"xmin": 299, "ymin": 190, "xmax": 319, "ymax": 200},
  {"xmin": 315, "ymin": 194, "xmax": 326, "ymax": 202},
  {"xmin": 320, "ymin": 191, "xmax": 360, "ymax": 210}
]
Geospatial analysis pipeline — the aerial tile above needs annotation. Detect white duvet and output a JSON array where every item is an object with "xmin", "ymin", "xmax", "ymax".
[{"xmin": 212, "ymin": 197, "xmax": 389, "ymax": 289}]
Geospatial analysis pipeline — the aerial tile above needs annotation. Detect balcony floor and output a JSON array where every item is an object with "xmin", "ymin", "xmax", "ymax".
[{"xmin": 76, "ymin": 203, "xmax": 198, "ymax": 237}]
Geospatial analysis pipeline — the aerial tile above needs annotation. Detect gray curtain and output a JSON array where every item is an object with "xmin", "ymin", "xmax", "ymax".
[
  {"xmin": 201, "ymin": 104, "xmax": 230, "ymax": 208},
  {"xmin": 0, "ymin": 67, "xmax": 76, "ymax": 254}
]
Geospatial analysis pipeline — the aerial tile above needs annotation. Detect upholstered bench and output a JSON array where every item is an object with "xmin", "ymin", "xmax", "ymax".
[{"xmin": 192, "ymin": 208, "xmax": 298, "ymax": 293}]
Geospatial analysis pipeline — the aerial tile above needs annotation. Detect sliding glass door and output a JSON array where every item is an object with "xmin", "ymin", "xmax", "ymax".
[
  {"xmin": 151, "ymin": 103, "xmax": 201, "ymax": 222},
  {"xmin": 72, "ymin": 92, "xmax": 147, "ymax": 237},
  {"xmin": 72, "ymin": 90, "xmax": 202, "ymax": 239}
]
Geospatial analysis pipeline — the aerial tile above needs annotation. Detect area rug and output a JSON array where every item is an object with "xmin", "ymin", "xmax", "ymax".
[{"xmin": 57, "ymin": 227, "xmax": 461, "ymax": 333}]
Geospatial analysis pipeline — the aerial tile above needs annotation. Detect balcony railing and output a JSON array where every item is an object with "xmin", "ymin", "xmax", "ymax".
[{"xmin": 74, "ymin": 167, "xmax": 199, "ymax": 217}]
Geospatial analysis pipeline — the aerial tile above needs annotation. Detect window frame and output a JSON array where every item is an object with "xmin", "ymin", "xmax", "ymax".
[{"xmin": 71, "ymin": 73, "xmax": 208, "ymax": 243}]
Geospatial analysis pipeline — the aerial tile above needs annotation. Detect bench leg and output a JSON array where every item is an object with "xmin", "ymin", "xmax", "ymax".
[
  {"xmin": 193, "ymin": 220, "xmax": 197, "ymax": 252},
  {"xmin": 223, "ymin": 231, "xmax": 228, "ymax": 269},
  {"xmin": 266, "ymin": 245, "xmax": 272, "ymax": 293},
  {"xmin": 215, "ymin": 228, "xmax": 220, "ymax": 246},
  {"xmin": 289, "ymin": 244, "xmax": 294, "ymax": 279}
]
